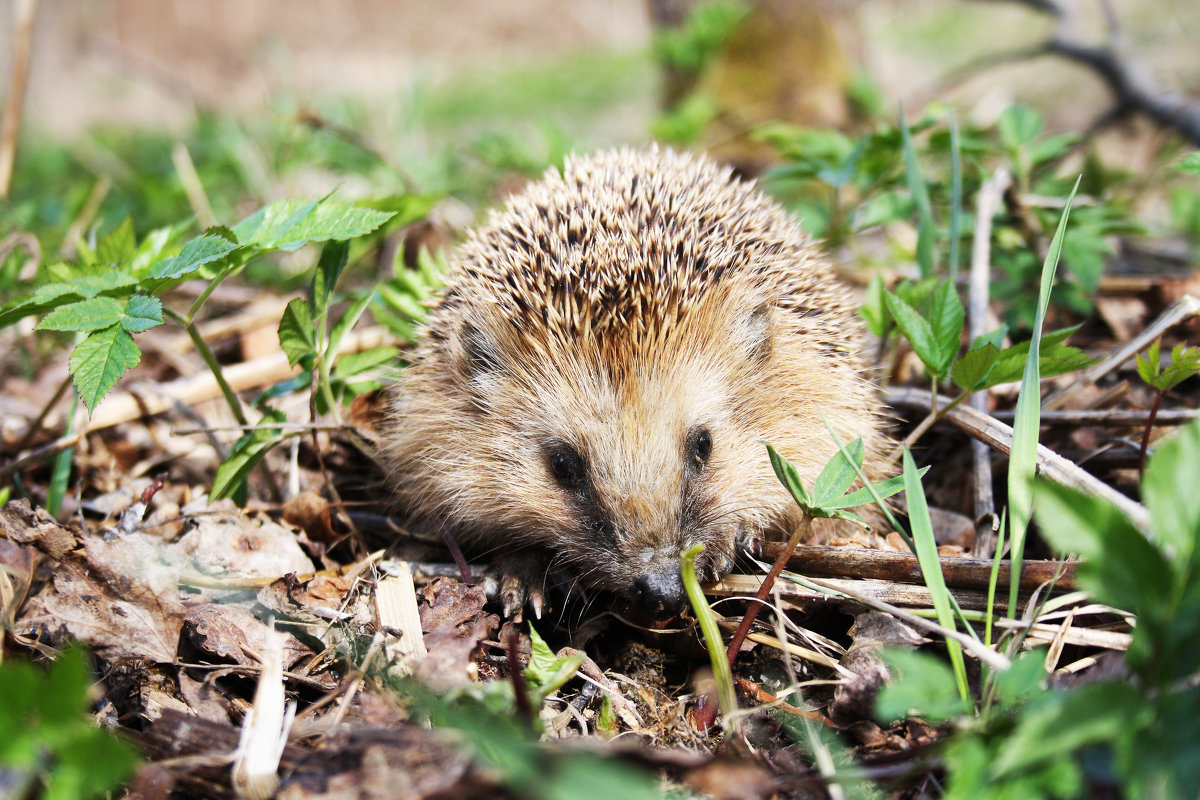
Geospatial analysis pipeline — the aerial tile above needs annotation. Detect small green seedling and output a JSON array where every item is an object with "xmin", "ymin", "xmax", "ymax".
[
  {"xmin": 0, "ymin": 648, "xmax": 139, "ymax": 800},
  {"xmin": 1135, "ymin": 338, "xmax": 1200, "ymax": 476}
]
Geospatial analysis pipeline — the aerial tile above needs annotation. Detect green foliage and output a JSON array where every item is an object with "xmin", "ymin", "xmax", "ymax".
[
  {"xmin": 653, "ymin": 0, "xmax": 750, "ymax": 76},
  {"xmin": 765, "ymin": 439, "xmax": 916, "ymax": 528},
  {"xmin": 0, "ymin": 649, "xmax": 139, "ymax": 800},
  {"xmin": 1178, "ymin": 151, "xmax": 1200, "ymax": 175},
  {"xmin": 877, "ymin": 421, "xmax": 1200, "ymax": 798},
  {"xmin": 1136, "ymin": 338, "xmax": 1200, "ymax": 392},
  {"xmin": 885, "ymin": 278, "xmax": 963, "ymax": 381},
  {"xmin": 901, "ymin": 448, "xmax": 969, "ymax": 702},
  {"xmin": 760, "ymin": 105, "xmax": 1144, "ymax": 327},
  {"xmin": 396, "ymin": 630, "xmax": 660, "ymax": 800},
  {"xmin": 524, "ymin": 626, "xmax": 585, "ymax": 706},
  {"xmin": 4, "ymin": 196, "xmax": 398, "ymax": 414},
  {"xmin": 681, "ymin": 542, "xmax": 737, "ymax": 720}
]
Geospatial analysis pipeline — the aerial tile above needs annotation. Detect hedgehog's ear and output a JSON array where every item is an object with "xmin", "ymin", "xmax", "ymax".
[
  {"xmin": 459, "ymin": 323, "xmax": 504, "ymax": 381},
  {"xmin": 738, "ymin": 303, "xmax": 774, "ymax": 366}
]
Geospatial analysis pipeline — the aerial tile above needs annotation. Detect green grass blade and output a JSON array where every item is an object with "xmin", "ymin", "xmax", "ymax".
[
  {"xmin": 47, "ymin": 392, "xmax": 78, "ymax": 517},
  {"xmin": 899, "ymin": 104, "xmax": 936, "ymax": 280},
  {"xmin": 681, "ymin": 543, "xmax": 737, "ymax": 722},
  {"xmin": 948, "ymin": 110, "xmax": 963, "ymax": 281},
  {"xmin": 902, "ymin": 447, "xmax": 970, "ymax": 704},
  {"xmin": 1007, "ymin": 177, "xmax": 1081, "ymax": 617}
]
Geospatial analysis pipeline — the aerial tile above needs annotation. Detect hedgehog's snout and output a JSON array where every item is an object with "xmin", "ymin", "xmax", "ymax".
[{"xmin": 630, "ymin": 568, "xmax": 687, "ymax": 620}]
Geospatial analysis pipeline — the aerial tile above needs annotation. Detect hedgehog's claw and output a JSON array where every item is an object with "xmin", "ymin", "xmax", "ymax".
[{"xmin": 495, "ymin": 551, "xmax": 548, "ymax": 622}]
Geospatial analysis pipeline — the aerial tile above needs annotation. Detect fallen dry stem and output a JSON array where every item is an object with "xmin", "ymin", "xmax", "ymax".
[{"xmin": 886, "ymin": 385, "xmax": 1152, "ymax": 530}]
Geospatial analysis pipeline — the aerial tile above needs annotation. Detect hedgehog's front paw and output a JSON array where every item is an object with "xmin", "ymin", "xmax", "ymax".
[{"xmin": 492, "ymin": 550, "xmax": 547, "ymax": 622}]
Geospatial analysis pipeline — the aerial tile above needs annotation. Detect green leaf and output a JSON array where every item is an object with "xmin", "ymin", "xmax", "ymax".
[
  {"xmin": 233, "ymin": 198, "xmax": 395, "ymax": 251},
  {"xmin": 209, "ymin": 409, "xmax": 286, "ymax": 502},
  {"xmin": 1032, "ymin": 480, "xmax": 1170, "ymax": 615},
  {"xmin": 69, "ymin": 326, "xmax": 141, "ymax": 413},
  {"xmin": 326, "ymin": 291, "xmax": 375, "ymax": 361},
  {"xmin": 993, "ymin": 650, "xmax": 1046, "ymax": 709},
  {"xmin": 278, "ymin": 298, "xmax": 316, "ymax": 367},
  {"xmin": 997, "ymin": 106, "xmax": 1044, "ymax": 150},
  {"xmin": 951, "ymin": 342, "xmax": 1001, "ymax": 391},
  {"xmin": 120, "ymin": 295, "xmax": 163, "ymax": 333},
  {"xmin": 991, "ymin": 682, "xmax": 1147, "ymax": 779},
  {"xmin": 853, "ymin": 190, "xmax": 913, "ymax": 231},
  {"xmin": 927, "ymin": 279, "xmax": 965, "ymax": 375},
  {"xmin": 312, "ymin": 239, "xmax": 350, "ymax": 318},
  {"xmin": 96, "ymin": 217, "xmax": 136, "ymax": 264},
  {"xmin": 333, "ymin": 346, "xmax": 400, "ymax": 379},
  {"xmin": 812, "ymin": 438, "xmax": 864, "ymax": 506},
  {"xmin": 1137, "ymin": 338, "xmax": 1163, "ymax": 385},
  {"xmin": 1008, "ymin": 177, "xmax": 1079, "ymax": 615},
  {"xmin": 899, "ymin": 105, "xmax": 936, "ymax": 279},
  {"xmin": 859, "ymin": 273, "xmax": 890, "ymax": 339},
  {"xmin": 146, "ymin": 228, "xmax": 239, "ymax": 280},
  {"xmin": 884, "ymin": 289, "xmax": 940, "ymax": 377},
  {"xmin": 903, "ymin": 448, "xmax": 969, "ymax": 703},
  {"xmin": 766, "ymin": 443, "xmax": 813, "ymax": 511},
  {"xmin": 824, "ymin": 468, "xmax": 925, "ymax": 510},
  {"xmin": 37, "ymin": 296, "xmax": 126, "ymax": 332},
  {"xmin": 875, "ymin": 649, "xmax": 971, "ymax": 723},
  {"xmin": 1176, "ymin": 151, "xmax": 1200, "ymax": 175},
  {"xmin": 1142, "ymin": 419, "xmax": 1200, "ymax": 566}
]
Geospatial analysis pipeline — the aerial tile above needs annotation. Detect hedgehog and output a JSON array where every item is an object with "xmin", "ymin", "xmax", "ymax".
[{"xmin": 380, "ymin": 146, "xmax": 889, "ymax": 620}]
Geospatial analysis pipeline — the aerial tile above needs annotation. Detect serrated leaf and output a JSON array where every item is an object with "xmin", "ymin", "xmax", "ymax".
[
  {"xmin": 70, "ymin": 325, "xmax": 140, "ymax": 413},
  {"xmin": 278, "ymin": 298, "xmax": 316, "ymax": 366},
  {"xmin": 120, "ymin": 295, "xmax": 163, "ymax": 332},
  {"xmin": 884, "ymin": 290, "xmax": 940, "ymax": 376},
  {"xmin": 36, "ymin": 273, "xmax": 138, "ymax": 300},
  {"xmin": 233, "ymin": 198, "xmax": 395, "ymax": 251},
  {"xmin": 37, "ymin": 296, "xmax": 126, "ymax": 332},
  {"xmin": 147, "ymin": 229, "xmax": 240, "ymax": 281},
  {"xmin": 812, "ymin": 438, "xmax": 864, "ymax": 506},
  {"xmin": 97, "ymin": 217, "xmax": 136, "ymax": 264},
  {"xmin": 1032, "ymin": 480, "xmax": 1169, "ymax": 615},
  {"xmin": 209, "ymin": 409, "xmax": 286, "ymax": 502},
  {"xmin": 927, "ymin": 279, "xmax": 964, "ymax": 374},
  {"xmin": 951, "ymin": 342, "xmax": 1001, "ymax": 391}
]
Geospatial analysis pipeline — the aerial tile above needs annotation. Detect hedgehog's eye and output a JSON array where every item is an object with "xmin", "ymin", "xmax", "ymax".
[
  {"xmin": 547, "ymin": 445, "xmax": 584, "ymax": 490},
  {"xmin": 689, "ymin": 428, "xmax": 713, "ymax": 469}
]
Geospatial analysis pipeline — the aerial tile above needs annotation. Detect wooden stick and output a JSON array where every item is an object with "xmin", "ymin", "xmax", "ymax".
[
  {"xmin": 761, "ymin": 543, "xmax": 1076, "ymax": 592},
  {"xmin": 887, "ymin": 385, "xmax": 1152, "ymax": 530}
]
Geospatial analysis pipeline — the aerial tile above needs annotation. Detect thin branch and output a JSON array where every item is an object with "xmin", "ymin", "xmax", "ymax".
[
  {"xmin": 968, "ymin": 167, "xmax": 1010, "ymax": 558},
  {"xmin": 972, "ymin": 0, "xmax": 1200, "ymax": 145},
  {"xmin": 887, "ymin": 385, "xmax": 1152, "ymax": 531}
]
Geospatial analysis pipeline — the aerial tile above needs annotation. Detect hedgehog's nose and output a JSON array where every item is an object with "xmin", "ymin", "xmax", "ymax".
[{"xmin": 631, "ymin": 569, "xmax": 687, "ymax": 620}]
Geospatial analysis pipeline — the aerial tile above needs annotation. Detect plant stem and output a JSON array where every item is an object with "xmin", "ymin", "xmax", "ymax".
[
  {"xmin": 1138, "ymin": 388, "xmax": 1166, "ymax": 479},
  {"xmin": 723, "ymin": 516, "xmax": 812, "ymax": 666},
  {"xmin": 886, "ymin": 389, "xmax": 972, "ymax": 466},
  {"xmin": 165, "ymin": 308, "xmax": 249, "ymax": 426}
]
